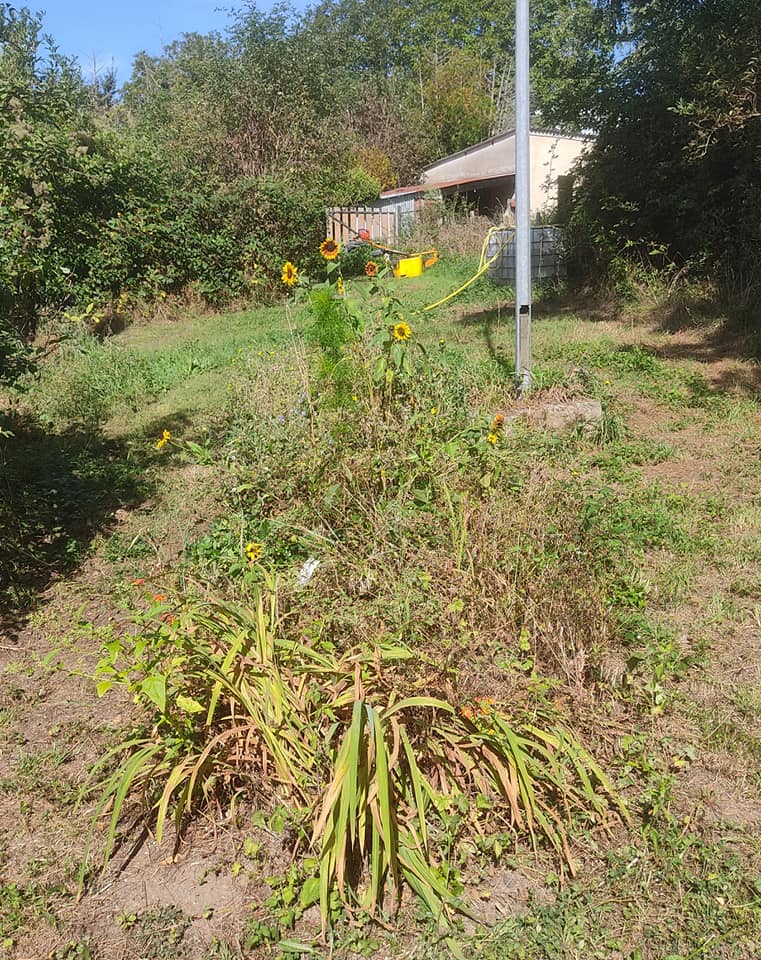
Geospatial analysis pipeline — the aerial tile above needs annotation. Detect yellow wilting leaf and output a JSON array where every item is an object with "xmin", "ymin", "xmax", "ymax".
[{"xmin": 176, "ymin": 695, "xmax": 204, "ymax": 714}]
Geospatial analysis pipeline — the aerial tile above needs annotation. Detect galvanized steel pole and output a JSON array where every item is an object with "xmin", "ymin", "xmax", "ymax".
[{"xmin": 515, "ymin": 0, "xmax": 532, "ymax": 392}]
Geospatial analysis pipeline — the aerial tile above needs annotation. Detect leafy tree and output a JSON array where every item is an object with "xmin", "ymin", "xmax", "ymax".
[
  {"xmin": 572, "ymin": 0, "xmax": 761, "ymax": 297},
  {"xmin": 0, "ymin": 4, "xmax": 91, "ymax": 338},
  {"xmin": 420, "ymin": 50, "xmax": 495, "ymax": 157}
]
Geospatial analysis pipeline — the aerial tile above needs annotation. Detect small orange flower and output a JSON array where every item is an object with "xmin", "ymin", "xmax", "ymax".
[
  {"xmin": 320, "ymin": 238, "xmax": 341, "ymax": 260},
  {"xmin": 152, "ymin": 593, "xmax": 167, "ymax": 603},
  {"xmin": 492, "ymin": 413, "xmax": 506, "ymax": 428},
  {"xmin": 132, "ymin": 578, "xmax": 146, "ymax": 586},
  {"xmin": 364, "ymin": 260, "xmax": 378, "ymax": 277}
]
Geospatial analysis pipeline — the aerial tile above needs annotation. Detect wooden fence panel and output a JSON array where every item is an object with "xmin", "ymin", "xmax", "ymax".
[{"xmin": 326, "ymin": 206, "xmax": 398, "ymax": 246}]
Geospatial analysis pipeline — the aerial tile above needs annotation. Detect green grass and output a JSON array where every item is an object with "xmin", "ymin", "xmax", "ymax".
[
  {"xmin": 5, "ymin": 260, "xmax": 761, "ymax": 958},
  {"xmin": 29, "ymin": 304, "xmax": 292, "ymax": 430}
]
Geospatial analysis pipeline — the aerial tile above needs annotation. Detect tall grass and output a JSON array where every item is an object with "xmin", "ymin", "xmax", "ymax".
[{"xmin": 29, "ymin": 335, "xmax": 237, "ymax": 426}]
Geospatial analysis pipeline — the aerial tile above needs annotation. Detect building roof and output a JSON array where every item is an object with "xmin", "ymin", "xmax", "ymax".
[
  {"xmin": 421, "ymin": 128, "xmax": 590, "ymax": 174},
  {"xmin": 380, "ymin": 172, "xmax": 513, "ymax": 200}
]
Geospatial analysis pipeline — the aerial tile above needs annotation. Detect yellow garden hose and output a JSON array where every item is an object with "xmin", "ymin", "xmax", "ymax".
[{"xmin": 421, "ymin": 226, "xmax": 511, "ymax": 313}]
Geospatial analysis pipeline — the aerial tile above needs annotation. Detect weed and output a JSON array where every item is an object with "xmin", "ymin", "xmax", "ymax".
[
  {"xmin": 618, "ymin": 613, "xmax": 695, "ymax": 714},
  {"xmin": 0, "ymin": 880, "xmax": 63, "ymax": 950},
  {"xmin": 585, "ymin": 437, "xmax": 675, "ymax": 482},
  {"xmin": 0, "ymin": 745, "xmax": 73, "ymax": 799},
  {"xmin": 50, "ymin": 942, "xmax": 92, "ymax": 960},
  {"xmin": 119, "ymin": 906, "xmax": 192, "ymax": 959},
  {"xmin": 582, "ymin": 482, "xmax": 712, "ymax": 561},
  {"xmin": 82, "ymin": 585, "xmax": 625, "ymax": 927}
]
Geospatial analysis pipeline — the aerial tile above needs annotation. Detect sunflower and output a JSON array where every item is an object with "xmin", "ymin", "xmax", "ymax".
[
  {"xmin": 319, "ymin": 238, "xmax": 341, "ymax": 260},
  {"xmin": 486, "ymin": 432, "xmax": 499, "ymax": 446},
  {"xmin": 245, "ymin": 541, "xmax": 264, "ymax": 563},
  {"xmin": 156, "ymin": 428, "xmax": 171, "ymax": 449},
  {"xmin": 281, "ymin": 261, "xmax": 298, "ymax": 286},
  {"xmin": 392, "ymin": 321, "xmax": 411, "ymax": 342},
  {"xmin": 364, "ymin": 260, "xmax": 379, "ymax": 277}
]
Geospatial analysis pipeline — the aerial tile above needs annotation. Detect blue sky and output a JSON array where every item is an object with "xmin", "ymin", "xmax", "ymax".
[{"xmin": 38, "ymin": 1, "xmax": 252, "ymax": 82}]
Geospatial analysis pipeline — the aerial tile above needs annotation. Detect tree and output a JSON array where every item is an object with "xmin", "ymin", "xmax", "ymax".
[{"xmin": 572, "ymin": 0, "xmax": 761, "ymax": 295}]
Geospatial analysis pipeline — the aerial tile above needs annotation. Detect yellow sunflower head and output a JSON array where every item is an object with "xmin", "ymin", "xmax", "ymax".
[
  {"xmin": 364, "ymin": 260, "xmax": 379, "ymax": 277},
  {"xmin": 245, "ymin": 541, "xmax": 264, "ymax": 563},
  {"xmin": 281, "ymin": 261, "xmax": 298, "ymax": 286},
  {"xmin": 486, "ymin": 432, "xmax": 499, "ymax": 446},
  {"xmin": 392, "ymin": 321, "xmax": 411, "ymax": 342},
  {"xmin": 319, "ymin": 238, "xmax": 341, "ymax": 260}
]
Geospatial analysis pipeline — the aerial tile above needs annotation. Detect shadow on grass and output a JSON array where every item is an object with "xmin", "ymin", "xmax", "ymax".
[
  {"xmin": 640, "ymin": 292, "xmax": 761, "ymax": 395},
  {"xmin": 456, "ymin": 306, "xmax": 516, "ymax": 381},
  {"xmin": 0, "ymin": 411, "xmax": 157, "ymax": 638}
]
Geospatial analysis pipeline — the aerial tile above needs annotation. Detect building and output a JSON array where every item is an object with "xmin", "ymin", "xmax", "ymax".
[
  {"xmin": 326, "ymin": 129, "xmax": 590, "ymax": 246},
  {"xmin": 416, "ymin": 128, "xmax": 589, "ymax": 220}
]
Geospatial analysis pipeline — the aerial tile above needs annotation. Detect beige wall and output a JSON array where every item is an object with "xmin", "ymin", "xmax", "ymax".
[
  {"xmin": 422, "ymin": 132, "xmax": 589, "ymax": 215},
  {"xmin": 529, "ymin": 134, "xmax": 588, "ymax": 213}
]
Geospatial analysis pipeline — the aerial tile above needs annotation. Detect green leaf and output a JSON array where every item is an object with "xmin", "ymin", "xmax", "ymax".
[
  {"xmin": 140, "ymin": 674, "xmax": 167, "ymax": 713},
  {"xmin": 373, "ymin": 355, "xmax": 387, "ymax": 385},
  {"xmin": 299, "ymin": 876, "xmax": 321, "ymax": 909},
  {"xmin": 278, "ymin": 940, "xmax": 316, "ymax": 955}
]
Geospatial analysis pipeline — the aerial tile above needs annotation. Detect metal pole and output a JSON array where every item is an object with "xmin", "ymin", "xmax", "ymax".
[{"xmin": 515, "ymin": 0, "xmax": 532, "ymax": 392}]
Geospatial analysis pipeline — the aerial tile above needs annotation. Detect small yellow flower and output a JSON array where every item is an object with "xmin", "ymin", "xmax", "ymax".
[
  {"xmin": 156, "ymin": 429, "xmax": 171, "ymax": 449},
  {"xmin": 319, "ymin": 238, "xmax": 341, "ymax": 260},
  {"xmin": 439, "ymin": 338, "xmax": 446, "ymax": 345},
  {"xmin": 486, "ymin": 432, "xmax": 499, "ymax": 446},
  {"xmin": 281, "ymin": 261, "xmax": 298, "ymax": 286},
  {"xmin": 430, "ymin": 407, "xmax": 437, "ymax": 415},
  {"xmin": 336, "ymin": 277, "xmax": 345, "ymax": 296},
  {"xmin": 392, "ymin": 321, "xmax": 411, "ymax": 342},
  {"xmin": 352, "ymin": 394, "xmax": 359, "ymax": 402},
  {"xmin": 364, "ymin": 260, "xmax": 378, "ymax": 277},
  {"xmin": 245, "ymin": 541, "xmax": 264, "ymax": 563}
]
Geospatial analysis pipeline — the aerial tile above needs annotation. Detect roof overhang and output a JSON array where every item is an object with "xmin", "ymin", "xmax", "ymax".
[{"xmin": 380, "ymin": 172, "xmax": 513, "ymax": 200}]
